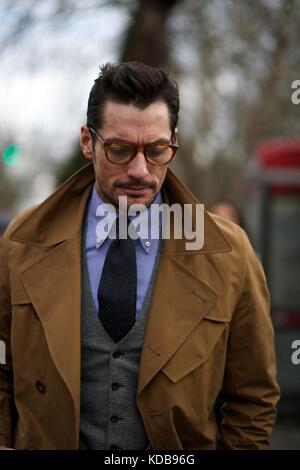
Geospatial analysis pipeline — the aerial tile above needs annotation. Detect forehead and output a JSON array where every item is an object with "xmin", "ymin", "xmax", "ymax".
[{"xmin": 101, "ymin": 100, "xmax": 171, "ymax": 137}]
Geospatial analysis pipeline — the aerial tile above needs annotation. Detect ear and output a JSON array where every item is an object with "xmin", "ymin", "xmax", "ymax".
[
  {"xmin": 171, "ymin": 127, "xmax": 178, "ymax": 144},
  {"xmin": 80, "ymin": 126, "xmax": 94, "ymax": 161}
]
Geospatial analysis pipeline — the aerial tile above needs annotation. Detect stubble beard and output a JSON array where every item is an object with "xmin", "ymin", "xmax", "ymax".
[{"xmin": 95, "ymin": 181, "xmax": 158, "ymax": 212}]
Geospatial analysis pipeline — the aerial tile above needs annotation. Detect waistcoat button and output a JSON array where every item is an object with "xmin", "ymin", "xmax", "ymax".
[
  {"xmin": 110, "ymin": 415, "xmax": 119, "ymax": 423},
  {"xmin": 111, "ymin": 383, "xmax": 120, "ymax": 391}
]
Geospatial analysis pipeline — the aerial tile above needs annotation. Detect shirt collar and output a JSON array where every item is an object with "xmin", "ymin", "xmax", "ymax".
[{"xmin": 87, "ymin": 185, "xmax": 162, "ymax": 253}]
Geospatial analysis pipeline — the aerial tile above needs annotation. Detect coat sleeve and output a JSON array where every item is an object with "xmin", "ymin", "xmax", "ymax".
[
  {"xmin": 218, "ymin": 229, "xmax": 280, "ymax": 449},
  {"xmin": 0, "ymin": 229, "xmax": 15, "ymax": 447}
]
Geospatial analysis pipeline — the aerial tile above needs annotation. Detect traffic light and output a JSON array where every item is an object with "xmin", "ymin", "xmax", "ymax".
[{"xmin": 2, "ymin": 144, "xmax": 21, "ymax": 167}]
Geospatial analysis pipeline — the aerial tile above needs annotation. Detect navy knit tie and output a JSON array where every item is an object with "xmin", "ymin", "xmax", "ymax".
[{"xmin": 98, "ymin": 217, "xmax": 137, "ymax": 343}]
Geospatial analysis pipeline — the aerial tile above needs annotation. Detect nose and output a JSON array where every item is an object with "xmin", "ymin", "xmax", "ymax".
[{"xmin": 126, "ymin": 150, "xmax": 150, "ymax": 179}]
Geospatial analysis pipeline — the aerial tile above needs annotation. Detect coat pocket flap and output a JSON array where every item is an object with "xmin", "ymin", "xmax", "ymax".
[{"xmin": 161, "ymin": 316, "xmax": 228, "ymax": 383}]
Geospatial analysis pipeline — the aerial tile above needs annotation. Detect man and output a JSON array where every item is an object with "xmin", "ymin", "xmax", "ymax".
[{"xmin": 0, "ymin": 62, "xmax": 279, "ymax": 450}]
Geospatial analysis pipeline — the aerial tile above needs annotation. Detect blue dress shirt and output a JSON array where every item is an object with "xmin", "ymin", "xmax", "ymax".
[{"xmin": 85, "ymin": 185, "xmax": 162, "ymax": 318}]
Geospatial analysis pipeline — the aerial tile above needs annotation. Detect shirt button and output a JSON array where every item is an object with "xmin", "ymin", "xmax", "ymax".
[
  {"xmin": 35, "ymin": 380, "xmax": 46, "ymax": 394},
  {"xmin": 111, "ymin": 383, "xmax": 120, "ymax": 391},
  {"xmin": 145, "ymin": 241, "xmax": 151, "ymax": 247},
  {"xmin": 110, "ymin": 415, "xmax": 119, "ymax": 423},
  {"xmin": 113, "ymin": 351, "xmax": 121, "ymax": 358}
]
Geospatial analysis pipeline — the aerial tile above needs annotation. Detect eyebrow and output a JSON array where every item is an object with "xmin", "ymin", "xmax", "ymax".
[{"xmin": 104, "ymin": 136, "xmax": 172, "ymax": 144}]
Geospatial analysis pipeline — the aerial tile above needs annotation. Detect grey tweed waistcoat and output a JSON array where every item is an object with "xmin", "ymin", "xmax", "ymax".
[{"xmin": 79, "ymin": 220, "xmax": 161, "ymax": 450}]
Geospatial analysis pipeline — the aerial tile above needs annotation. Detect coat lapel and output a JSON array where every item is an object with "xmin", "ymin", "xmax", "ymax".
[
  {"xmin": 10, "ymin": 163, "xmax": 95, "ymax": 446},
  {"xmin": 137, "ymin": 252, "xmax": 218, "ymax": 394},
  {"xmin": 137, "ymin": 169, "xmax": 232, "ymax": 395}
]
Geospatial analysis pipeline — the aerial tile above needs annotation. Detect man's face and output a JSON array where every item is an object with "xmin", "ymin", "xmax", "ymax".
[{"xmin": 80, "ymin": 100, "xmax": 173, "ymax": 208}]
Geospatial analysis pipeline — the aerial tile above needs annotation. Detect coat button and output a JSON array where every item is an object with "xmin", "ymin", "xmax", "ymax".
[
  {"xmin": 113, "ymin": 351, "xmax": 121, "ymax": 358},
  {"xmin": 110, "ymin": 415, "xmax": 119, "ymax": 423},
  {"xmin": 111, "ymin": 383, "xmax": 120, "ymax": 391},
  {"xmin": 35, "ymin": 380, "xmax": 46, "ymax": 394}
]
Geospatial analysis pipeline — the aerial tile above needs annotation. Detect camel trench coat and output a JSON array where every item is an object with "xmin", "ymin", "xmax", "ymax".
[{"xmin": 0, "ymin": 164, "xmax": 280, "ymax": 449}]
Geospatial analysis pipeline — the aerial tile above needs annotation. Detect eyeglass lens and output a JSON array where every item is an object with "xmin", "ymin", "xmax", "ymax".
[{"xmin": 107, "ymin": 143, "xmax": 174, "ymax": 164}]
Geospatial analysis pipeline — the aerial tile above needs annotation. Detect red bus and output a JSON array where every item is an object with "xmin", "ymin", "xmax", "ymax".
[{"xmin": 245, "ymin": 140, "xmax": 300, "ymax": 398}]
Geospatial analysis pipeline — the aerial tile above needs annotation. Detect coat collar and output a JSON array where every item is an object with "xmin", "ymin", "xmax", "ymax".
[
  {"xmin": 10, "ymin": 162, "xmax": 231, "ymax": 256},
  {"xmin": 10, "ymin": 163, "xmax": 95, "ymax": 246}
]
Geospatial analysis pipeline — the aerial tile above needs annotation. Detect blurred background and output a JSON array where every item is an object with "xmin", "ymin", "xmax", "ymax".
[{"xmin": 0, "ymin": 0, "xmax": 299, "ymax": 449}]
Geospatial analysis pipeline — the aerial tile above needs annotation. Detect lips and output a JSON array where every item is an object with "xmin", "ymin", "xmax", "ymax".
[{"xmin": 121, "ymin": 186, "xmax": 150, "ymax": 195}]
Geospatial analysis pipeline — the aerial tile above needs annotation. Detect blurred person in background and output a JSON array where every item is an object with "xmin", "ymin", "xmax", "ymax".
[
  {"xmin": 209, "ymin": 199, "xmax": 244, "ymax": 228},
  {"xmin": 0, "ymin": 62, "xmax": 279, "ymax": 450}
]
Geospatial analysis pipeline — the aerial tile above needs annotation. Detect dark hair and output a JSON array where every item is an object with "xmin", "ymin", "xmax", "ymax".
[{"xmin": 87, "ymin": 62, "xmax": 180, "ymax": 137}]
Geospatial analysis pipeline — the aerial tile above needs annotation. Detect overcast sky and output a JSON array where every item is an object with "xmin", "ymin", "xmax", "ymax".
[
  {"xmin": 0, "ymin": 5, "xmax": 128, "ymax": 143},
  {"xmin": 0, "ymin": 3, "xmax": 128, "ymax": 210}
]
